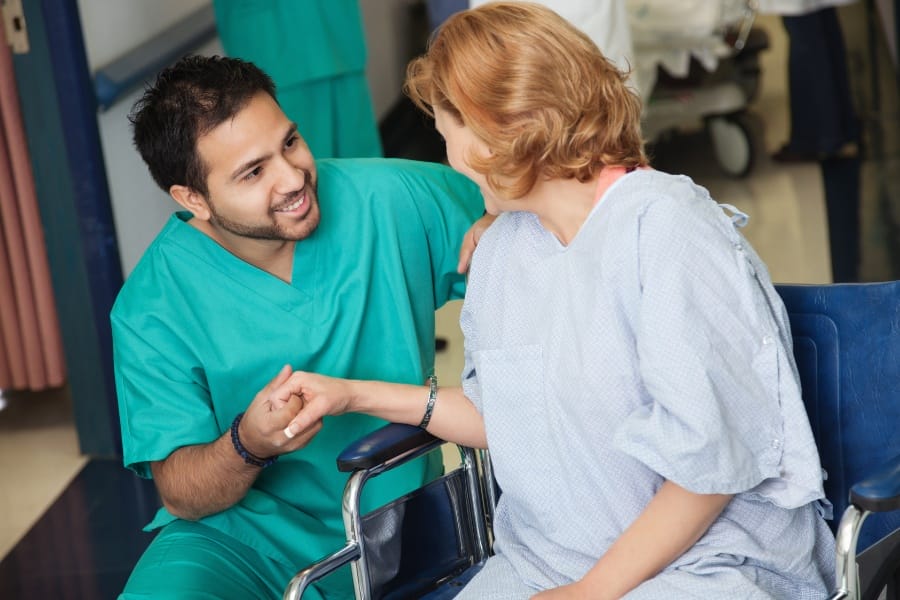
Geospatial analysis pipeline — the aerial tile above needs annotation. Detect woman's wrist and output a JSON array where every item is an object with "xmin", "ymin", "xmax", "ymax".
[{"xmin": 346, "ymin": 379, "xmax": 368, "ymax": 414}]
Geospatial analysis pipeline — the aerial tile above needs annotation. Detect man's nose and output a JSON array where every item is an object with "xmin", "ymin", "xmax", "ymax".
[{"xmin": 273, "ymin": 157, "xmax": 305, "ymax": 195}]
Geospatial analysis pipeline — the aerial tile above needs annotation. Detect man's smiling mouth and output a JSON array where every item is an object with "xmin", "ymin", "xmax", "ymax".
[{"xmin": 274, "ymin": 192, "xmax": 305, "ymax": 212}]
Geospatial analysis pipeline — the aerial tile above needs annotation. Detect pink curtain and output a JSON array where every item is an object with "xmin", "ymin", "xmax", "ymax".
[{"xmin": 0, "ymin": 24, "xmax": 66, "ymax": 391}]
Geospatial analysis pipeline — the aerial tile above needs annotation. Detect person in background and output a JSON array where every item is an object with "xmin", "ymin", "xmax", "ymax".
[
  {"xmin": 283, "ymin": 3, "xmax": 836, "ymax": 598},
  {"xmin": 762, "ymin": 0, "xmax": 860, "ymax": 162},
  {"xmin": 113, "ymin": 55, "xmax": 485, "ymax": 599},
  {"xmin": 212, "ymin": 0, "xmax": 383, "ymax": 158},
  {"xmin": 760, "ymin": 0, "xmax": 862, "ymax": 282}
]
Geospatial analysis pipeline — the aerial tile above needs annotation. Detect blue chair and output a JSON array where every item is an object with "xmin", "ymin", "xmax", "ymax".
[
  {"xmin": 284, "ymin": 281, "xmax": 900, "ymax": 600},
  {"xmin": 778, "ymin": 282, "xmax": 900, "ymax": 599}
]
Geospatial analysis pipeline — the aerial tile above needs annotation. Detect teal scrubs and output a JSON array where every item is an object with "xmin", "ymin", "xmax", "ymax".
[
  {"xmin": 112, "ymin": 158, "xmax": 483, "ymax": 599},
  {"xmin": 212, "ymin": 0, "xmax": 383, "ymax": 158}
]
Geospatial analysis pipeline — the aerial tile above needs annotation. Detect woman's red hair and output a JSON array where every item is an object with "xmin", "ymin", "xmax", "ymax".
[{"xmin": 405, "ymin": 1, "xmax": 648, "ymax": 199}]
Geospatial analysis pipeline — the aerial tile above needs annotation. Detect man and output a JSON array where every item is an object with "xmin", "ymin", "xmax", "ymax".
[{"xmin": 113, "ymin": 55, "xmax": 483, "ymax": 599}]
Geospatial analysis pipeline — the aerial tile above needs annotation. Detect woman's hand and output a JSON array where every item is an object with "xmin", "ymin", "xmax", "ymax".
[
  {"xmin": 282, "ymin": 371, "xmax": 355, "ymax": 439},
  {"xmin": 240, "ymin": 364, "xmax": 322, "ymax": 457}
]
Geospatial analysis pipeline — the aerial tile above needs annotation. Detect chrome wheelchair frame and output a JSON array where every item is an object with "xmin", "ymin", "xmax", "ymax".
[{"xmin": 283, "ymin": 425, "xmax": 493, "ymax": 599}]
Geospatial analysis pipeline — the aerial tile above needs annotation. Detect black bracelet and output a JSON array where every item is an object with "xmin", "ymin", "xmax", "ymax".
[{"xmin": 230, "ymin": 412, "xmax": 277, "ymax": 468}]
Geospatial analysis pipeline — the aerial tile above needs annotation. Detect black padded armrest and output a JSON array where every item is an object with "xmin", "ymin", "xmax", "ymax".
[
  {"xmin": 336, "ymin": 423, "xmax": 438, "ymax": 472},
  {"xmin": 850, "ymin": 453, "xmax": 900, "ymax": 513}
]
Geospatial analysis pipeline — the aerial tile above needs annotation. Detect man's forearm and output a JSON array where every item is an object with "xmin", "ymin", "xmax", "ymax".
[
  {"xmin": 148, "ymin": 365, "xmax": 324, "ymax": 521},
  {"xmin": 150, "ymin": 431, "xmax": 262, "ymax": 521}
]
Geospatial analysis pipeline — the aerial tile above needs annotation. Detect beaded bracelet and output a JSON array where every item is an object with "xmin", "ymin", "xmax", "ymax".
[
  {"xmin": 230, "ymin": 412, "xmax": 278, "ymax": 468},
  {"xmin": 418, "ymin": 375, "xmax": 438, "ymax": 429}
]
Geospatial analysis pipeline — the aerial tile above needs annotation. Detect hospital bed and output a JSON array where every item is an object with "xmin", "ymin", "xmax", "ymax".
[
  {"xmin": 629, "ymin": 0, "xmax": 770, "ymax": 177},
  {"xmin": 284, "ymin": 280, "xmax": 900, "ymax": 600}
]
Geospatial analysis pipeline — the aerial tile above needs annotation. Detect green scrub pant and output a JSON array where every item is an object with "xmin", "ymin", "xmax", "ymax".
[
  {"xmin": 119, "ymin": 520, "xmax": 335, "ymax": 600},
  {"xmin": 280, "ymin": 72, "xmax": 383, "ymax": 160}
]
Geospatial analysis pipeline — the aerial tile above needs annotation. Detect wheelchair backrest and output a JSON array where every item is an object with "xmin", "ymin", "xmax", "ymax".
[{"xmin": 776, "ymin": 282, "xmax": 900, "ymax": 552}]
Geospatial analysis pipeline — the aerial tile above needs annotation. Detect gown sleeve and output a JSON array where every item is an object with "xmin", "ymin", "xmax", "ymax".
[{"xmin": 613, "ymin": 195, "xmax": 827, "ymax": 507}]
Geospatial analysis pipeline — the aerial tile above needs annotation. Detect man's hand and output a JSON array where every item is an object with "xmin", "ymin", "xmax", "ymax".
[
  {"xmin": 282, "ymin": 371, "xmax": 354, "ymax": 439},
  {"xmin": 239, "ymin": 364, "xmax": 322, "ymax": 458},
  {"xmin": 457, "ymin": 212, "xmax": 497, "ymax": 273},
  {"xmin": 151, "ymin": 364, "xmax": 324, "ymax": 521}
]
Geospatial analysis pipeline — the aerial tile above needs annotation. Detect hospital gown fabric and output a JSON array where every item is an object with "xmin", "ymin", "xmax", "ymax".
[
  {"xmin": 112, "ymin": 158, "xmax": 483, "ymax": 598},
  {"xmin": 457, "ymin": 169, "xmax": 835, "ymax": 598}
]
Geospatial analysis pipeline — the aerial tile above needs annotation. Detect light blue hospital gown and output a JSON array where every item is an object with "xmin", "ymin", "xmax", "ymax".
[{"xmin": 457, "ymin": 170, "xmax": 836, "ymax": 599}]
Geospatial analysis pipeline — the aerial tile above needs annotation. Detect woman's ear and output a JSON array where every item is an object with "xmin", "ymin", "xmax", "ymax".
[{"xmin": 169, "ymin": 185, "xmax": 211, "ymax": 221}]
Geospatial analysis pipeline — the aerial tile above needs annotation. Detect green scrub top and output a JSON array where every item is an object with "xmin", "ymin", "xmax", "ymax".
[{"xmin": 111, "ymin": 158, "xmax": 483, "ymax": 595}]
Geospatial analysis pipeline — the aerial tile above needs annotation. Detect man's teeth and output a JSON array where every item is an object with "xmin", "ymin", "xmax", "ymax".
[{"xmin": 276, "ymin": 196, "xmax": 304, "ymax": 212}]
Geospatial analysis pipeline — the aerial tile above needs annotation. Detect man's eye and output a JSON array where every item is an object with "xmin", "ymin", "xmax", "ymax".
[
  {"xmin": 244, "ymin": 166, "xmax": 262, "ymax": 181},
  {"xmin": 285, "ymin": 135, "xmax": 298, "ymax": 149}
]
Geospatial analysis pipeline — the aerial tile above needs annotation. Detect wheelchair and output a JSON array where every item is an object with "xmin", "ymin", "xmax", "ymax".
[{"xmin": 284, "ymin": 281, "xmax": 900, "ymax": 600}]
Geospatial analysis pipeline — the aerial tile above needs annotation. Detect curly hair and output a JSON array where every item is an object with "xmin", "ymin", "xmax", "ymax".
[
  {"xmin": 129, "ymin": 55, "xmax": 277, "ymax": 197},
  {"xmin": 405, "ymin": 2, "xmax": 647, "ymax": 199}
]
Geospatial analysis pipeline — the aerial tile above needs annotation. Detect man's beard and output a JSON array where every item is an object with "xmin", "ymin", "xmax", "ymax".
[{"xmin": 207, "ymin": 175, "xmax": 320, "ymax": 241}]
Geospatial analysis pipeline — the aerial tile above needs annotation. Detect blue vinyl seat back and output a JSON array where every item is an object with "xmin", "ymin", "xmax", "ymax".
[{"xmin": 776, "ymin": 282, "xmax": 900, "ymax": 551}]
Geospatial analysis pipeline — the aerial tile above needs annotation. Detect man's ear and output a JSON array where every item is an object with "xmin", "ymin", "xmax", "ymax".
[{"xmin": 169, "ymin": 185, "xmax": 211, "ymax": 221}]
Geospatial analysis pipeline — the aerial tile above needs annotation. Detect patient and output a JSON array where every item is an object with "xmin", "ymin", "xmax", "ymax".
[{"xmin": 283, "ymin": 3, "xmax": 836, "ymax": 598}]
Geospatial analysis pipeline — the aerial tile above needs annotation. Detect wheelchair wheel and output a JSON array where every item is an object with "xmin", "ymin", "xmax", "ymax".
[{"xmin": 707, "ymin": 113, "xmax": 754, "ymax": 178}]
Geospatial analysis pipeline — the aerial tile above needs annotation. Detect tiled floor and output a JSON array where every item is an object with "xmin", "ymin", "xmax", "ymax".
[
  {"xmin": 0, "ymin": 388, "xmax": 86, "ymax": 560},
  {"xmin": 1, "ymin": 7, "xmax": 898, "ymax": 599}
]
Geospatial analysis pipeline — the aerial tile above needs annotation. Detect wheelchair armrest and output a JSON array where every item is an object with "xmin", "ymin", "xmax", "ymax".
[
  {"xmin": 283, "ymin": 543, "xmax": 360, "ymax": 600},
  {"xmin": 850, "ymin": 453, "xmax": 900, "ymax": 513},
  {"xmin": 337, "ymin": 423, "xmax": 437, "ymax": 472}
]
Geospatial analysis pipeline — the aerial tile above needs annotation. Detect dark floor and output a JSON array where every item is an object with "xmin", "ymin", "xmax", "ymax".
[{"xmin": 0, "ymin": 460, "xmax": 159, "ymax": 599}]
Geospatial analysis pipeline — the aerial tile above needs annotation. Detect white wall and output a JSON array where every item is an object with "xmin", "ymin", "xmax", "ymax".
[
  {"xmin": 78, "ymin": 0, "xmax": 417, "ymax": 277},
  {"xmin": 360, "ymin": 0, "xmax": 421, "ymax": 119},
  {"xmin": 77, "ymin": 0, "xmax": 211, "ymax": 71}
]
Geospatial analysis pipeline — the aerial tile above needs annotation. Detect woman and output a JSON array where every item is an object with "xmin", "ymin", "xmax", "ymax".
[{"xmin": 283, "ymin": 3, "xmax": 835, "ymax": 598}]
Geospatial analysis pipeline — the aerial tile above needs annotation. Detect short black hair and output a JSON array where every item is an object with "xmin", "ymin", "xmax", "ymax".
[{"xmin": 129, "ymin": 55, "xmax": 277, "ymax": 196}]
